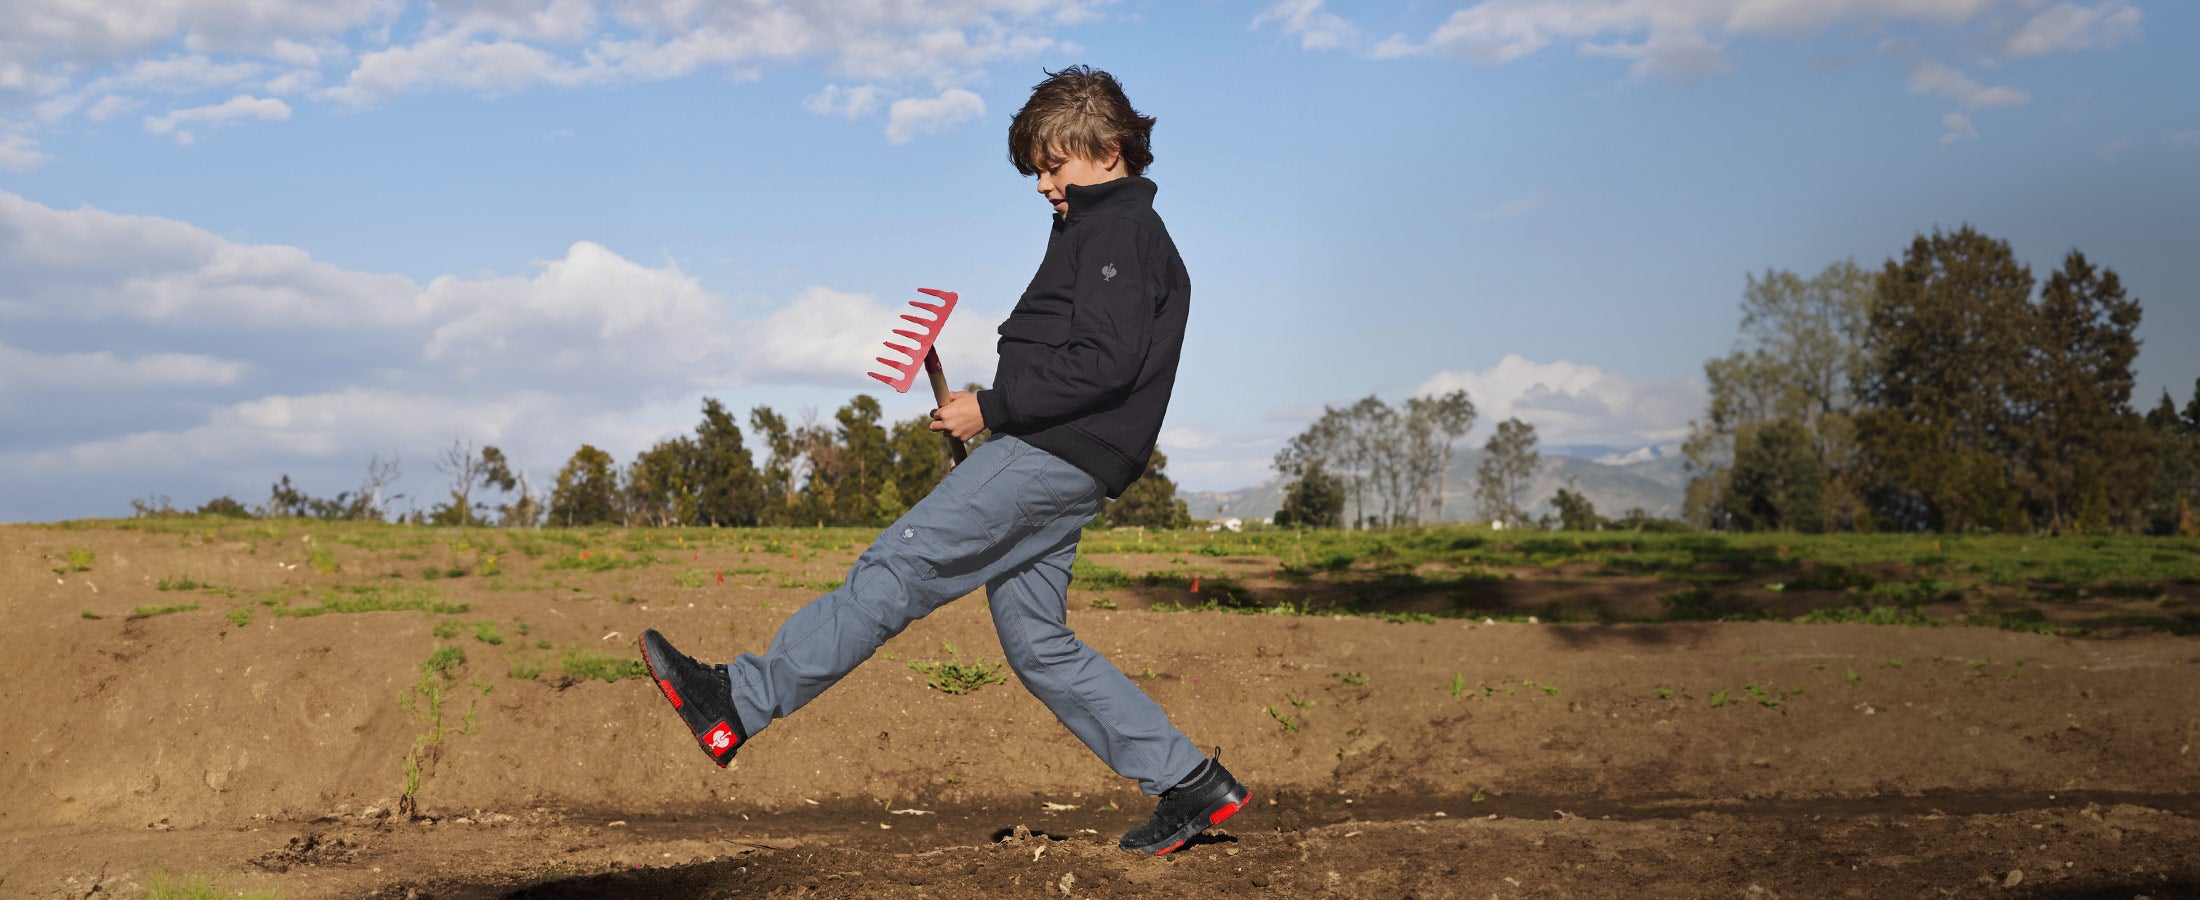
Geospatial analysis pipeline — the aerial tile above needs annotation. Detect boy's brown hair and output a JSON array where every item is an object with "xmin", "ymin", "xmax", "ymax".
[{"xmin": 1008, "ymin": 65, "xmax": 1156, "ymax": 177}]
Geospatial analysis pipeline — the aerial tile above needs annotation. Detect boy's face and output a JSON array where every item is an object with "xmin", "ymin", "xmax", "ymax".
[{"xmin": 1031, "ymin": 143, "xmax": 1124, "ymax": 216}]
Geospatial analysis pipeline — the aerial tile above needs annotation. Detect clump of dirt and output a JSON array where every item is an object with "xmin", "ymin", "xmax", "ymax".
[{"xmin": 251, "ymin": 831, "xmax": 362, "ymax": 873}]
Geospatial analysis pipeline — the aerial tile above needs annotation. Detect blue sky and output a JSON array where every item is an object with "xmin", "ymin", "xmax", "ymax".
[{"xmin": 1, "ymin": 0, "xmax": 2194, "ymax": 522}]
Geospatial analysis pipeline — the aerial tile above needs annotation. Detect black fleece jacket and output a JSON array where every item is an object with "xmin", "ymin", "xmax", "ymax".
[{"xmin": 976, "ymin": 176, "xmax": 1190, "ymax": 499}]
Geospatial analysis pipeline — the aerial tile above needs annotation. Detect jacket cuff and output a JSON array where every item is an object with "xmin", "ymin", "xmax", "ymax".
[{"xmin": 976, "ymin": 389, "xmax": 1013, "ymax": 431}]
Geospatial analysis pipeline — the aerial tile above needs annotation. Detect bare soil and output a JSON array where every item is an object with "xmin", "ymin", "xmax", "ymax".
[{"xmin": 4, "ymin": 523, "xmax": 2198, "ymax": 898}]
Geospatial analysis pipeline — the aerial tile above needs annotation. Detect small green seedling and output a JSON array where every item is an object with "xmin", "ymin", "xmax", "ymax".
[
  {"xmin": 1332, "ymin": 671, "xmax": 1367, "ymax": 686},
  {"xmin": 1709, "ymin": 690, "xmax": 1730, "ymax": 708}
]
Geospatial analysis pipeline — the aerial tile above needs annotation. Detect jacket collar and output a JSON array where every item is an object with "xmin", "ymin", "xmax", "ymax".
[{"xmin": 1057, "ymin": 175, "xmax": 1156, "ymax": 227}]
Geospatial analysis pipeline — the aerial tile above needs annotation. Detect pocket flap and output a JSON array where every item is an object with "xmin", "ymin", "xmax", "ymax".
[{"xmin": 997, "ymin": 313, "xmax": 1072, "ymax": 346}]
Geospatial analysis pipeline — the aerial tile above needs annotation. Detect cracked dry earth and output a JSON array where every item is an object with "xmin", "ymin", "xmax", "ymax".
[{"xmin": 3, "ymin": 523, "xmax": 2198, "ymax": 897}]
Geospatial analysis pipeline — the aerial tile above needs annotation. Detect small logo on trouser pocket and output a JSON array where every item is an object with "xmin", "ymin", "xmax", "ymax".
[{"xmin": 902, "ymin": 527, "xmax": 915, "ymax": 539}]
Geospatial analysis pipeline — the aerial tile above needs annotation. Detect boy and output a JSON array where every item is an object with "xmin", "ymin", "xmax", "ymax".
[{"xmin": 641, "ymin": 65, "xmax": 1248, "ymax": 856}]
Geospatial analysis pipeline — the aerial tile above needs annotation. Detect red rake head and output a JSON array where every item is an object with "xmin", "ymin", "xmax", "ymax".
[{"xmin": 868, "ymin": 288, "xmax": 958, "ymax": 393}]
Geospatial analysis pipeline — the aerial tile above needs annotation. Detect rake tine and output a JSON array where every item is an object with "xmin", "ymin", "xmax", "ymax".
[
  {"xmin": 883, "ymin": 341, "xmax": 918, "ymax": 358},
  {"xmin": 910, "ymin": 300, "xmax": 947, "ymax": 315},
  {"xmin": 892, "ymin": 328, "xmax": 927, "ymax": 342},
  {"xmin": 900, "ymin": 313, "xmax": 938, "ymax": 329}
]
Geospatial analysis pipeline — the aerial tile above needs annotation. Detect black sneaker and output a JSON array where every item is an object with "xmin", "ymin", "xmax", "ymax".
[
  {"xmin": 1119, "ymin": 750, "xmax": 1251, "ymax": 855},
  {"xmin": 639, "ymin": 628, "xmax": 747, "ymax": 767}
]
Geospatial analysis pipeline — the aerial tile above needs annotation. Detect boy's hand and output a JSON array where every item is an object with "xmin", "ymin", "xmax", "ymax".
[{"xmin": 930, "ymin": 391, "xmax": 986, "ymax": 441}]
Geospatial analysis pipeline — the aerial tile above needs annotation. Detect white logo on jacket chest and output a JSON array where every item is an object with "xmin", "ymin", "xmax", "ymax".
[{"xmin": 1101, "ymin": 263, "xmax": 1117, "ymax": 282}]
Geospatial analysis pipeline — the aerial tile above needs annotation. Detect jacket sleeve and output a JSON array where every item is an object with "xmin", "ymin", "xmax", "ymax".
[{"xmin": 978, "ymin": 218, "xmax": 1154, "ymax": 430}]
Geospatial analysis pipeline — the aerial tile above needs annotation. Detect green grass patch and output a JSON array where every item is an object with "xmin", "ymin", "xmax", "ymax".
[
  {"xmin": 225, "ymin": 607, "xmax": 252, "ymax": 627},
  {"xmin": 156, "ymin": 574, "xmax": 211, "ymax": 591},
  {"xmin": 129, "ymin": 602, "xmax": 199, "ymax": 619},
  {"xmin": 1797, "ymin": 605, "xmax": 1940, "ymax": 627},
  {"xmin": 272, "ymin": 584, "xmax": 467, "ymax": 618},
  {"xmin": 560, "ymin": 649, "xmax": 648, "ymax": 683},
  {"xmin": 543, "ymin": 550, "xmax": 654, "ymax": 572},
  {"xmin": 80, "ymin": 610, "xmax": 102, "ymax": 620},
  {"xmin": 308, "ymin": 546, "xmax": 339, "ymax": 574},
  {"xmin": 144, "ymin": 873, "xmax": 278, "ymax": 900},
  {"xmin": 907, "ymin": 642, "xmax": 1008, "ymax": 695}
]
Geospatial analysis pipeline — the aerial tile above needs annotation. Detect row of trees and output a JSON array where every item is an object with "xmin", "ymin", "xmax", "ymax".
[
  {"xmin": 542, "ymin": 393, "xmax": 1189, "ymax": 529},
  {"xmin": 1269, "ymin": 390, "xmax": 1552, "ymax": 529},
  {"xmin": 1684, "ymin": 225, "xmax": 2196, "ymax": 534},
  {"xmin": 196, "ymin": 392, "xmax": 1194, "ymax": 531}
]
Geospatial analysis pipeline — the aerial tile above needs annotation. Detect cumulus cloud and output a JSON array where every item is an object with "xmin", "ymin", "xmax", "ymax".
[
  {"xmin": 1358, "ymin": 0, "xmax": 2138, "ymax": 104},
  {"xmin": 142, "ymin": 94, "xmax": 291, "ymax": 143},
  {"xmin": 2169, "ymin": 129, "xmax": 2198, "ymax": 148},
  {"xmin": 0, "ymin": 187, "xmax": 1020, "ymax": 517},
  {"xmin": 740, "ymin": 286, "xmax": 1003, "ymax": 387},
  {"xmin": 1414, "ymin": 355, "xmax": 1705, "ymax": 448},
  {"xmin": 885, "ymin": 88, "xmax": 984, "ymax": 144},
  {"xmin": 0, "ymin": 133, "xmax": 44, "ymax": 170},
  {"xmin": 2002, "ymin": 0, "xmax": 2142, "ymax": 57},
  {"xmin": 7, "ymin": 0, "xmax": 1099, "ymax": 157},
  {"xmin": 1940, "ymin": 111, "xmax": 1978, "ymax": 144},
  {"xmin": 803, "ymin": 83, "xmax": 881, "ymax": 119},
  {"xmin": 1906, "ymin": 60, "xmax": 2026, "ymax": 109},
  {"xmin": 0, "ymin": 342, "xmax": 246, "ymax": 392},
  {"xmin": 1252, "ymin": 0, "xmax": 1359, "ymax": 52}
]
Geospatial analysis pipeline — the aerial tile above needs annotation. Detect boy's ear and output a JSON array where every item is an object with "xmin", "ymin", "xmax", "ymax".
[{"xmin": 1104, "ymin": 140, "xmax": 1123, "ymax": 171}]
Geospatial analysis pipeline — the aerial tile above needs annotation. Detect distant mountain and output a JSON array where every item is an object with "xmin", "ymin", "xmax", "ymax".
[{"xmin": 1181, "ymin": 446, "xmax": 1690, "ymax": 523}]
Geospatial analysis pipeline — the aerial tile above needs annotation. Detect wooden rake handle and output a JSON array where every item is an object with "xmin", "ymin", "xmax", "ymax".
[{"xmin": 924, "ymin": 347, "xmax": 969, "ymax": 468}]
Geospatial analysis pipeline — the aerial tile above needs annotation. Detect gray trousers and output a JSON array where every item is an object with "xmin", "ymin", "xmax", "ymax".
[{"xmin": 722, "ymin": 435, "xmax": 1206, "ymax": 795}]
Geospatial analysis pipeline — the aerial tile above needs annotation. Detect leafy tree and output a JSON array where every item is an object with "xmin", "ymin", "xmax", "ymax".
[
  {"xmin": 1408, "ymin": 390, "xmax": 1476, "ymax": 523},
  {"xmin": 1724, "ymin": 419, "xmax": 1824, "ymax": 532},
  {"xmin": 498, "ymin": 471, "xmax": 544, "ymax": 528},
  {"xmin": 431, "ymin": 443, "xmax": 514, "ymax": 526},
  {"xmin": 2146, "ymin": 384, "xmax": 2200, "ymax": 535},
  {"xmin": 889, "ymin": 415, "xmax": 950, "ymax": 509},
  {"xmin": 1552, "ymin": 486, "xmax": 1601, "ymax": 531},
  {"xmin": 750, "ymin": 405, "xmax": 801, "ymax": 524},
  {"xmin": 1473, "ymin": 417, "xmax": 1539, "ymax": 526},
  {"xmin": 195, "ymin": 496, "xmax": 253, "ymax": 518},
  {"xmin": 1104, "ymin": 450, "xmax": 1189, "ymax": 529},
  {"xmin": 1684, "ymin": 261, "xmax": 1870, "ymax": 530},
  {"xmin": 1856, "ymin": 227, "xmax": 2034, "ymax": 532},
  {"xmin": 1275, "ymin": 459, "xmax": 1345, "ymax": 529},
  {"xmin": 625, "ymin": 436, "xmax": 699, "ymax": 526},
  {"xmin": 2015, "ymin": 251, "xmax": 2152, "ymax": 533},
  {"xmin": 694, "ymin": 399, "xmax": 763, "ymax": 526},
  {"xmin": 830, "ymin": 394, "xmax": 890, "ymax": 525},
  {"xmin": 547, "ymin": 444, "xmax": 620, "ymax": 526}
]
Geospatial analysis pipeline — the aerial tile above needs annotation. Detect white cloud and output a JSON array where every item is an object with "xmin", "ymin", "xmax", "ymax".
[
  {"xmin": 1414, "ymin": 355, "xmax": 1705, "ymax": 448},
  {"xmin": 2002, "ymin": 0, "xmax": 2141, "ymax": 58},
  {"xmin": 1252, "ymin": 0, "xmax": 1359, "ymax": 52},
  {"xmin": 1940, "ymin": 110, "xmax": 1978, "ymax": 144},
  {"xmin": 2094, "ymin": 136, "xmax": 2132, "ymax": 161},
  {"xmin": 435, "ymin": 0, "xmax": 600, "ymax": 42},
  {"xmin": 85, "ymin": 93, "xmax": 134, "ymax": 120},
  {"xmin": 739, "ymin": 286, "xmax": 1003, "ymax": 388},
  {"xmin": 143, "ymin": 94, "xmax": 292, "ymax": 142},
  {"xmin": 1477, "ymin": 190, "xmax": 1550, "ymax": 221},
  {"xmin": 1159, "ymin": 426, "xmax": 1216, "ymax": 451},
  {"xmin": 1907, "ymin": 60, "xmax": 2026, "ymax": 109},
  {"xmin": 804, "ymin": 83, "xmax": 881, "ymax": 119},
  {"xmin": 1362, "ymin": 0, "xmax": 2137, "ymax": 94},
  {"xmin": 1580, "ymin": 27, "xmax": 1730, "ymax": 83},
  {"xmin": 885, "ymin": 88, "xmax": 984, "ymax": 144},
  {"xmin": 0, "ymin": 186, "xmax": 1039, "ymax": 517},
  {"xmin": 2170, "ymin": 130, "xmax": 2199, "ymax": 148},
  {"xmin": 0, "ymin": 133, "xmax": 44, "ymax": 170},
  {"xmin": 0, "ymin": 342, "xmax": 245, "ymax": 392}
]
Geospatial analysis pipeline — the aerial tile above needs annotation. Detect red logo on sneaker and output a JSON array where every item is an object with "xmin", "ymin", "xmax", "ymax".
[
  {"xmin": 702, "ymin": 721, "xmax": 739, "ymax": 755},
  {"xmin": 1210, "ymin": 795, "xmax": 1247, "ymax": 824},
  {"xmin": 658, "ymin": 679, "xmax": 683, "ymax": 709}
]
